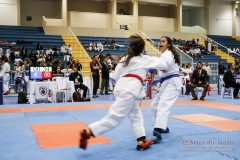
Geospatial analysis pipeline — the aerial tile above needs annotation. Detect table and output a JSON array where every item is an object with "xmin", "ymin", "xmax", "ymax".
[{"xmin": 28, "ymin": 79, "xmax": 75, "ymax": 104}]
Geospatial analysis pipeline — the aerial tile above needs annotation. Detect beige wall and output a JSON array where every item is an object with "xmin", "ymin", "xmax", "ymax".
[
  {"xmin": 68, "ymin": 0, "xmax": 110, "ymax": 13},
  {"xmin": 116, "ymin": 15, "xmax": 134, "ymax": 32},
  {"xmin": 139, "ymin": 16, "xmax": 175, "ymax": 32},
  {"xmin": 0, "ymin": 0, "xmax": 18, "ymax": 25},
  {"xmin": 20, "ymin": 0, "xmax": 61, "ymax": 26},
  {"xmin": 145, "ymin": 31, "xmax": 202, "ymax": 40},
  {"xmin": 69, "ymin": 11, "xmax": 111, "ymax": 28}
]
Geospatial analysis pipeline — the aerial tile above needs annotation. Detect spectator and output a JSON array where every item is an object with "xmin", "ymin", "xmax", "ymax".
[
  {"xmin": 69, "ymin": 67, "xmax": 89, "ymax": 99},
  {"xmin": 218, "ymin": 60, "xmax": 226, "ymax": 75},
  {"xmin": 203, "ymin": 62, "xmax": 211, "ymax": 76},
  {"xmin": 29, "ymin": 50, "xmax": 38, "ymax": 66},
  {"xmin": 100, "ymin": 56, "xmax": 110, "ymax": 95},
  {"xmin": 189, "ymin": 62, "xmax": 209, "ymax": 101},
  {"xmin": 90, "ymin": 55, "xmax": 102, "ymax": 98},
  {"xmin": 36, "ymin": 42, "xmax": 43, "ymax": 54},
  {"xmin": 21, "ymin": 46, "xmax": 28, "ymax": 60},
  {"xmin": 52, "ymin": 45, "xmax": 59, "ymax": 58},
  {"xmin": 223, "ymin": 63, "xmax": 240, "ymax": 99},
  {"xmin": 97, "ymin": 41, "xmax": 104, "ymax": 52}
]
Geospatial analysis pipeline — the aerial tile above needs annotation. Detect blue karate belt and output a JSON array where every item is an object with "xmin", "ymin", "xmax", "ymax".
[{"xmin": 146, "ymin": 74, "xmax": 180, "ymax": 93}]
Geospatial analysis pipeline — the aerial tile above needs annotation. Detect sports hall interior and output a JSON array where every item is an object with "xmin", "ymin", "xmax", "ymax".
[{"xmin": 0, "ymin": 0, "xmax": 240, "ymax": 160}]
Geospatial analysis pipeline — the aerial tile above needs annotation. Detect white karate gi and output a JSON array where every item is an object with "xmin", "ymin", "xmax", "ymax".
[
  {"xmin": 89, "ymin": 54, "xmax": 169, "ymax": 139},
  {"xmin": 151, "ymin": 49, "xmax": 182, "ymax": 130},
  {"xmin": 0, "ymin": 62, "xmax": 10, "ymax": 93}
]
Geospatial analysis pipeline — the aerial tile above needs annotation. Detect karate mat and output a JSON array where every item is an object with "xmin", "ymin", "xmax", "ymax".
[{"xmin": 0, "ymin": 91, "xmax": 239, "ymax": 160}]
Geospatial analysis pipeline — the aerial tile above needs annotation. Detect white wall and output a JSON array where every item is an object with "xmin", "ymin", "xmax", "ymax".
[
  {"xmin": 208, "ymin": 0, "xmax": 233, "ymax": 36},
  {"xmin": 20, "ymin": 0, "xmax": 61, "ymax": 26},
  {"xmin": 0, "ymin": 0, "xmax": 18, "ymax": 25},
  {"xmin": 139, "ymin": 16, "xmax": 175, "ymax": 32}
]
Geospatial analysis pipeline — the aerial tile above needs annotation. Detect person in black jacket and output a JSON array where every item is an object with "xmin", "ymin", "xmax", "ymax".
[
  {"xmin": 69, "ymin": 67, "xmax": 88, "ymax": 99},
  {"xmin": 100, "ymin": 56, "xmax": 110, "ymax": 95},
  {"xmin": 218, "ymin": 60, "xmax": 226, "ymax": 75},
  {"xmin": 223, "ymin": 63, "xmax": 240, "ymax": 99},
  {"xmin": 189, "ymin": 62, "xmax": 209, "ymax": 101}
]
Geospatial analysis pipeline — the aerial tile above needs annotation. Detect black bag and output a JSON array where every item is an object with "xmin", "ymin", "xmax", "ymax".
[
  {"xmin": 18, "ymin": 91, "xmax": 28, "ymax": 104},
  {"xmin": 17, "ymin": 77, "xmax": 28, "ymax": 104},
  {"xmin": 73, "ymin": 91, "xmax": 81, "ymax": 102}
]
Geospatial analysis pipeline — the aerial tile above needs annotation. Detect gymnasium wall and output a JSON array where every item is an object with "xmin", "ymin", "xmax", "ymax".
[
  {"xmin": 20, "ymin": 0, "xmax": 61, "ymax": 26},
  {"xmin": 0, "ymin": 0, "xmax": 18, "ymax": 26},
  {"xmin": 208, "ymin": 0, "xmax": 233, "ymax": 36}
]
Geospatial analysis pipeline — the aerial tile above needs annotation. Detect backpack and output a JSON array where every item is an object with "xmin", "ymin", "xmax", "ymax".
[
  {"xmin": 73, "ymin": 91, "xmax": 81, "ymax": 102},
  {"xmin": 18, "ymin": 91, "xmax": 28, "ymax": 104}
]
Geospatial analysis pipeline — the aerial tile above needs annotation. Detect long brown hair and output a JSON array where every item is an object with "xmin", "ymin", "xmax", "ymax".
[
  {"xmin": 123, "ymin": 35, "xmax": 145, "ymax": 67},
  {"xmin": 161, "ymin": 36, "xmax": 180, "ymax": 65}
]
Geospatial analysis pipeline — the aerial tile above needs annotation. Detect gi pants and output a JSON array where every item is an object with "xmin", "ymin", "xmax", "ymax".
[{"xmin": 89, "ymin": 91, "xmax": 145, "ymax": 139}]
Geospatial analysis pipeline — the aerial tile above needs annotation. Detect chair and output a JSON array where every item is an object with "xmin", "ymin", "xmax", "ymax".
[
  {"xmin": 219, "ymin": 76, "xmax": 234, "ymax": 99},
  {"xmin": 52, "ymin": 78, "xmax": 67, "ymax": 103}
]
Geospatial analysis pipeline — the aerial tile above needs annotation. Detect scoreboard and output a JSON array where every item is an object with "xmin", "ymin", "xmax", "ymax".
[{"xmin": 29, "ymin": 67, "xmax": 53, "ymax": 80}]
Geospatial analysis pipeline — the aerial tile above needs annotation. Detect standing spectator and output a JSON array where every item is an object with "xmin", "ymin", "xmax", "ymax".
[
  {"xmin": 76, "ymin": 59, "xmax": 82, "ymax": 72},
  {"xmin": 218, "ymin": 60, "xmax": 226, "ymax": 75},
  {"xmin": 100, "ymin": 56, "xmax": 110, "ymax": 95},
  {"xmin": 21, "ymin": 46, "xmax": 28, "ymax": 60},
  {"xmin": 90, "ymin": 55, "xmax": 102, "ymax": 98},
  {"xmin": 0, "ymin": 56, "xmax": 11, "ymax": 95},
  {"xmin": 223, "ymin": 63, "xmax": 240, "ymax": 99},
  {"xmin": 203, "ymin": 62, "xmax": 211, "ymax": 76}
]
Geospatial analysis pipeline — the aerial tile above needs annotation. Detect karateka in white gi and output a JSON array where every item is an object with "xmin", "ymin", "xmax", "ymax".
[
  {"xmin": 79, "ymin": 35, "xmax": 178, "ymax": 151},
  {"xmin": 0, "ymin": 56, "xmax": 11, "ymax": 95},
  {"xmin": 150, "ymin": 36, "xmax": 182, "ymax": 143}
]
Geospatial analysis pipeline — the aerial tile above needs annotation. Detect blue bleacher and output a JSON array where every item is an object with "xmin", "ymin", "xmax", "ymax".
[
  {"xmin": 78, "ymin": 36, "xmax": 128, "ymax": 57},
  {"xmin": 0, "ymin": 25, "xmax": 64, "ymax": 61}
]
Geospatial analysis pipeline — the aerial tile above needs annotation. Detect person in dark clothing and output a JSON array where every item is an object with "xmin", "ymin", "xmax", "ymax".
[
  {"xmin": 100, "ymin": 56, "xmax": 110, "ymax": 95},
  {"xmin": 90, "ymin": 55, "xmax": 102, "ymax": 98},
  {"xmin": 223, "ymin": 63, "xmax": 240, "ymax": 99},
  {"xmin": 69, "ymin": 67, "xmax": 88, "ymax": 99},
  {"xmin": 218, "ymin": 60, "xmax": 226, "ymax": 75},
  {"xmin": 28, "ymin": 50, "xmax": 38, "ymax": 66},
  {"xmin": 189, "ymin": 62, "xmax": 209, "ymax": 101}
]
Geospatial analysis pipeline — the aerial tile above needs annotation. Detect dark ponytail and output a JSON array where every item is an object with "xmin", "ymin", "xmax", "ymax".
[
  {"xmin": 123, "ymin": 35, "xmax": 145, "ymax": 67},
  {"xmin": 161, "ymin": 36, "xmax": 181, "ymax": 65}
]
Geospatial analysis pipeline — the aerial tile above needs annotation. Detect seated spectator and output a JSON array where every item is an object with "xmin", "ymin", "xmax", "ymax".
[
  {"xmin": 97, "ymin": 41, "xmax": 104, "ymax": 52},
  {"xmin": 36, "ymin": 42, "xmax": 43, "ymax": 54},
  {"xmin": 53, "ymin": 66, "xmax": 64, "ymax": 77},
  {"xmin": 104, "ymin": 38, "xmax": 110, "ymax": 46},
  {"xmin": 194, "ymin": 46, "xmax": 202, "ymax": 58},
  {"xmin": 5, "ymin": 47, "xmax": 11, "ymax": 59},
  {"xmin": 52, "ymin": 45, "xmax": 59, "ymax": 58},
  {"xmin": 69, "ymin": 67, "xmax": 89, "ymax": 99},
  {"xmin": 189, "ymin": 62, "xmax": 209, "ymax": 101},
  {"xmin": 61, "ymin": 65, "xmax": 72, "ymax": 77},
  {"xmin": 37, "ymin": 50, "xmax": 46, "ymax": 62},
  {"xmin": 89, "ymin": 41, "xmax": 97, "ymax": 51},
  {"xmin": 45, "ymin": 51, "xmax": 54, "ymax": 63},
  {"xmin": 14, "ymin": 46, "xmax": 20, "ymax": 57},
  {"xmin": 60, "ymin": 43, "xmax": 67, "ymax": 56},
  {"xmin": 0, "ymin": 47, "xmax": 3, "ymax": 59},
  {"xmin": 64, "ymin": 44, "xmax": 72, "ymax": 61},
  {"xmin": 29, "ymin": 50, "xmax": 38, "ymax": 66},
  {"xmin": 223, "ymin": 63, "xmax": 240, "ymax": 99},
  {"xmin": 46, "ymin": 47, "xmax": 52, "ymax": 55}
]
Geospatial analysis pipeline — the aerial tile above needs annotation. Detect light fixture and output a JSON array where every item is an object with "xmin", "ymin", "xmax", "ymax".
[{"xmin": 236, "ymin": 0, "xmax": 239, "ymax": 4}]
